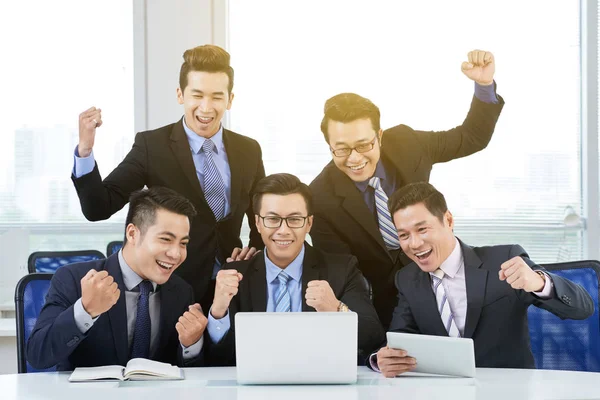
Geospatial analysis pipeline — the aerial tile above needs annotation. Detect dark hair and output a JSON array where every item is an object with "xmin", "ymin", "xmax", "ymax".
[
  {"xmin": 252, "ymin": 173, "xmax": 313, "ymax": 216},
  {"xmin": 124, "ymin": 187, "xmax": 197, "ymax": 243},
  {"xmin": 388, "ymin": 182, "xmax": 448, "ymax": 222},
  {"xmin": 179, "ymin": 44, "xmax": 234, "ymax": 94},
  {"xmin": 320, "ymin": 93, "xmax": 381, "ymax": 142}
]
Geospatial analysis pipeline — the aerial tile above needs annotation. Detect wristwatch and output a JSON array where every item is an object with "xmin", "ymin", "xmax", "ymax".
[{"xmin": 338, "ymin": 301, "xmax": 350, "ymax": 312}]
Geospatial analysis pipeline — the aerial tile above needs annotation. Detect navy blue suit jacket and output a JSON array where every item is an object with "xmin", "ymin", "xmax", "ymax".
[{"xmin": 27, "ymin": 254, "xmax": 204, "ymax": 370}]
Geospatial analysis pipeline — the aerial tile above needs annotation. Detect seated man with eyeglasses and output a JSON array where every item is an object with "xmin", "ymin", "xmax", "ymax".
[{"xmin": 204, "ymin": 173, "xmax": 385, "ymax": 366}]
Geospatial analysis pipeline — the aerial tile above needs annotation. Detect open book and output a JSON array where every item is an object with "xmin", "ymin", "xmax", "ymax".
[{"xmin": 69, "ymin": 358, "xmax": 183, "ymax": 382}]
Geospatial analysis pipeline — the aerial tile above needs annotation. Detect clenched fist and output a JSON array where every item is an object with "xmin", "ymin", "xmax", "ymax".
[
  {"xmin": 499, "ymin": 256, "xmax": 546, "ymax": 292},
  {"xmin": 176, "ymin": 303, "xmax": 208, "ymax": 348},
  {"xmin": 461, "ymin": 50, "xmax": 495, "ymax": 86},
  {"xmin": 211, "ymin": 269, "xmax": 243, "ymax": 319},
  {"xmin": 305, "ymin": 280, "xmax": 339, "ymax": 312},
  {"xmin": 78, "ymin": 106, "xmax": 103, "ymax": 157},
  {"xmin": 81, "ymin": 269, "xmax": 120, "ymax": 318}
]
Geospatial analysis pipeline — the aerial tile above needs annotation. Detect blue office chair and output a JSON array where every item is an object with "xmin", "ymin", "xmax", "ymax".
[
  {"xmin": 14, "ymin": 273, "xmax": 55, "ymax": 373},
  {"xmin": 27, "ymin": 250, "xmax": 105, "ymax": 273},
  {"xmin": 106, "ymin": 240, "xmax": 123, "ymax": 257},
  {"xmin": 528, "ymin": 260, "xmax": 600, "ymax": 372}
]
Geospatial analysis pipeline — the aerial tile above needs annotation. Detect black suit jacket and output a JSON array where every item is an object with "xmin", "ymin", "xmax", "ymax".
[
  {"xmin": 71, "ymin": 120, "xmax": 265, "ymax": 305},
  {"xmin": 387, "ymin": 241, "xmax": 594, "ymax": 368},
  {"xmin": 309, "ymin": 94, "xmax": 505, "ymax": 327},
  {"xmin": 27, "ymin": 254, "xmax": 203, "ymax": 371},
  {"xmin": 205, "ymin": 244, "xmax": 385, "ymax": 366}
]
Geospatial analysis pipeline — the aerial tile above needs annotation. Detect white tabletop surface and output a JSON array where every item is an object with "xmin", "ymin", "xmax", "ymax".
[{"xmin": 1, "ymin": 366, "xmax": 599, "ymax": 400}]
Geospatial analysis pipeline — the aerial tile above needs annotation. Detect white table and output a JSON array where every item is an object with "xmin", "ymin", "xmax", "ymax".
[{"xmin": 1, "ymin": 366, "xmax": 599, "ymax": 400}]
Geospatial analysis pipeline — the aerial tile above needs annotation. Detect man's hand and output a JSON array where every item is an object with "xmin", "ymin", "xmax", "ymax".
[
  {"xmin": 305, "ymin": 280, "xmax": 339, "ymax": 312},
  {"xmin": 461, "ymin": 50, "xmax": 495, "ymax": 86},
  {"xmin": 176, "ymin": 303, "xmax": 208, "ymax": 348},
  {"xmin": 78, "ymin": 106, "xmax": 103, "ymax": 157},
  {"xmin": 499, "ymin": 256, "xmax": 545, "ymax": 292},
  {"xmin": 81, "ymin": 269, "xmax": 120, "ymax": 318},
  {"xmin": 226, "ymin": 247, "xmax": 258, "ymax": 263},
  {"xmin": 376, "ymin": 346, "xmax": 417, "ymax": 378},
  {"xmin": 211, "ymin": 269, "xmax": 243, "ymax": 319}
]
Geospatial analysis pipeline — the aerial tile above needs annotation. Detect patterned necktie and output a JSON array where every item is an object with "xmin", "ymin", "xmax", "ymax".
[
  {"xmin": 130, "ymin": 280, "xmax": 153, "ymax": 359},
  {"xmin": 430, "ymin": 269, "xmax": 461, "ymax": 337},
  {"xmin": 274, "ymin": 270, "xmax": 291, "ymax": 312},
  {"xmin": 368, "ymin": 176, "xmax": 400, "ymax": 250},
  {"xmin": 201, "ymin": 139, "xmax": 226, "ymax": 221}
]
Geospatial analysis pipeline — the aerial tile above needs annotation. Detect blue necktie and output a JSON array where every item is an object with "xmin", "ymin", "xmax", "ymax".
[
  {"xmin": 130, "ymin": 280, "xmax": 153, "ymax": 359},
  {"xmin": 274, "ymin": 271, "xmax": 291, "ymax": 312},
  {"xmin": 368, "ymin": 176, "xmax": 400, "ymax": 250},
  {"xmin": 201, "ymin": 139, "xmax": 226, "ymax": 221}
]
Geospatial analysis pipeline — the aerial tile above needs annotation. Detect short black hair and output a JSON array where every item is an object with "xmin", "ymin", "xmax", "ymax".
[
  {"xmin": 252, "ymin": 173, "xmax": 313, "ymax": 215},
  {"xmin": 124, "ymin": 187, "xmax": 197, "ymax": 243},
  {"xmin": 320, "ymin": 92, "xmax": 381, "ymax": 142},
  {"xmin": 388, "ymin": 182, "xmax": 448, "ymax": 222}
]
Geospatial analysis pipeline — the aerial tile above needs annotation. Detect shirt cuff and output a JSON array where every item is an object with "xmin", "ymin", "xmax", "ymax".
[
  {"xmin": 73, "ymin": 146, "xmax": 95, "ymax": 178},
  {"xmin": 181, "ymin": 335, "xmax": 204, "ymax": 359},
  {"xmin": 207, "ymin": 307, "xmax": 231, "ymax": 343},
  {"xmin": 532, "ymin": 271, "xmax": 554, "ymax": 299},
  {"xmin": 369, "ymin": 352, "xmax": 381, "ymax": 373},
  {"xmin": 474, "ymin": 81, "xmax": 498, "ymax": 104},
  {"xmin": 73, "ymin": 298, "xmax": 99, "ymax": 333}
]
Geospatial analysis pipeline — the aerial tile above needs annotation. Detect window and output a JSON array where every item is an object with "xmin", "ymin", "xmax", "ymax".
[
  {"xmin": 228, "ymin": 0, "xmax": 583, "ymax": 262},
  {"xmin": 0, "ymin": 1, "xmax": 133, "ymax": 304}
]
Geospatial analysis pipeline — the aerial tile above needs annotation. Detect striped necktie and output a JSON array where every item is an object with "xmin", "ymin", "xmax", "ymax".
[
  {"xmin": 368, "ymin": 176, "xmax": 400, "ymax": 250},
  {"xmin": 201, "ymin": 139, "xmax": 226, "ymax": 221},
  {"xmin": 430, "ymin": 269, "xmax": 461, "ymax": 337},
  {"xmin": 274, "ymin": 270, "xmax": 291, "ymax": 312}
]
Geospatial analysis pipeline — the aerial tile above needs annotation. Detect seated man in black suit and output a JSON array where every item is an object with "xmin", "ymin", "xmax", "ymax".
[
  {"xmin": 27, "ymin": 187, "xmax": 207, "ymax": 370},
  {"xmin": 370, "ymin": 182, "xmax": 594, "ymax": 376},
  {"xmin": 204, "ymin": 173, "xmax": 384, "ymax": 366}
]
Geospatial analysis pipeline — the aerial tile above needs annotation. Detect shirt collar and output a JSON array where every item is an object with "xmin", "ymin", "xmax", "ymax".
[
  {"xmin": 354, "ymin": 159, "xmax": 388, "ymax": 193},
  {"xmin": 265, "ymin": 244, "xmax": 305, "ymax": 284},
  {"xmin": 118, "ymin": 249, "xmax": 158, "ymax": 291},
  {"xmin": 431, "ymin": 237, "xmax": 462, "ymax": 279},
  {"xmin": 182, "ymin": 117, "xmax": 224, "ymax": 155}
]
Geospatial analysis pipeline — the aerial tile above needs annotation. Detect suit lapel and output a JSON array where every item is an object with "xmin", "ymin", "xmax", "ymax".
[
  {"xmin": 169, "ymin": 119, "xmax": 206, "ymax": 202},
  {"xmin": 223, "ymin": 129, "xmax": 243, "ymax": 217},
  {"xmin": 249, "ymin": 255, "xmax": 268, "ymax": 312},
  {"xmin": 301, "ymin": 244, "xmax": 322, "ymax": 312},
  {"xmin": 106, "ymin": 257, "xmax": 130, "ymax": 365},
  {"xmin": 461, "ymin": 241, "xmax": 487, "ymax": 338},
  {"xmin": 413, "ymin": 271, "xmax": 449, "ymax": 336}
]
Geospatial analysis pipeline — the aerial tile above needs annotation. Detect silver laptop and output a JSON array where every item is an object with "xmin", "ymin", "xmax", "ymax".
[
  {"xmin": 386, "ymin": 332, "xmax": 476, "ymax": 378},
  {"xmin": 235, "ymin": 312, "xmax": 358, "ymax": 384}
]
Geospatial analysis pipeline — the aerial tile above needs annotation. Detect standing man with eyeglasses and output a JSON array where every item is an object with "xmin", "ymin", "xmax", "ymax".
[
  {"xmin": 204, "ymin": 173, "xmax": 384, "ymax": 366},
  {"xmin": 309, "ymin": 50, "xmax": 504, "ymax": 327}
]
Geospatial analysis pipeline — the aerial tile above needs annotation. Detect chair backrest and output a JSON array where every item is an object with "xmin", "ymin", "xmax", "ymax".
[
  {"xmin": 14, "ymin": 273, "xmax": 55, "ymax": 373},
  {"xmin": 27, "ymin": 250, "xmax": 105, "ymax": 273},
  {"xmin": 106, "ymin": 240, "xmax": 123, "ymax": 257},
  {"xmin": 527, "ymin": 260, "xmax": 600, "ymax": 372}
]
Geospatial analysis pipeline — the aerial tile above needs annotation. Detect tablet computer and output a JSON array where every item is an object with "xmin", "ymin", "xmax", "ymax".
[{"xmin": 386, "ymin": 332, "xmax": 476, "ymax": 378}]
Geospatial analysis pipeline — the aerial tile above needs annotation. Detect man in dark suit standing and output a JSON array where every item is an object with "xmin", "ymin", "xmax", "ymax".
[
  {"xmin": 72, "ymin": 45, "xmax": 265, "ymax": 312},
  {"xmin": 370, "ymin": 182, "xmax": 594, "ymax": 376},
  {"xmin": 27, "ymin": 187, "xmax": 207, "ymax": 371},
  {"xmin": 310, "ymin": 50, "xmax": 504, "ymax": 327},
  {"xmin": 204, "ymin": 174, "xmax": 384, "ymax": 366}
]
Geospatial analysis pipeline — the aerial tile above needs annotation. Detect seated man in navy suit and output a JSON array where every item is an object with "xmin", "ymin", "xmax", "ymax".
[
  {"xmin": 370, "ymin": 182, "xmax": 594, "ymax": 377},
  {"xmin": 27, "ymin": 187, "xmax": 207, "ymax": 370},
  {"xmin": 205, "ymin": 173, "xmax": 384, "ymax": 366}
]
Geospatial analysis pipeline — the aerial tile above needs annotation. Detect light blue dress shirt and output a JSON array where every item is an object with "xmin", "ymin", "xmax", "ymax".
[{"xmin": 206, "ymin": 245, "xmax": 306, "ymax": 343}]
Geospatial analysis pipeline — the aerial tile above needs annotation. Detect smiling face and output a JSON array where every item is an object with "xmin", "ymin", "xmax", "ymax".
[
  {"xmin": 255, "ymin": 193, "xmax": 313, "ymax": 269},
  {"xmin": 393, "ymin": 202, "xmax": 456, "ymax": 273},
  {"xmin": 123, "ymin": 208, "xmax": 190, "ymax": 284},
  {"xmin": 177, "ymin": 70, "xmax": 233, "ymax": 138},
  {"xmin": 327, "ymin": 118, "xmax": 382, "ymax": 182}
]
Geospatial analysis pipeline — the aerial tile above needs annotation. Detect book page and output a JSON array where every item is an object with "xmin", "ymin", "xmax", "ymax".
[
  {"xmin": 124, "ymin": 358, "xmax": 183, "ymax": 380},
  {"xmin": 69, "ymin": 365, "xmax": 125, "ymax": 382}
]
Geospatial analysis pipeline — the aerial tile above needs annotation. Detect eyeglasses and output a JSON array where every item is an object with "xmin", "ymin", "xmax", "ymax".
[
  {"xmin": 330, "ymin": 136, "xmax": 378, "ymax": 157},
  {"xmin": 258, "ymin": 215, "xmax": 309, "ymax": 229}
]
